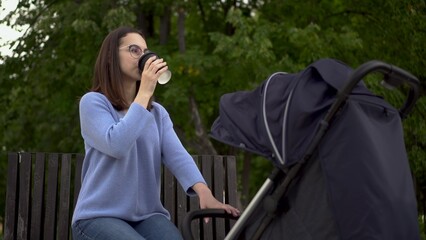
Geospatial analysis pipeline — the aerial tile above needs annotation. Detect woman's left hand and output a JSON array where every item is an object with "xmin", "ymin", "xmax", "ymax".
[{"xmin": 192, "ymin": 183, "xmax": 241, "ymax": 223}]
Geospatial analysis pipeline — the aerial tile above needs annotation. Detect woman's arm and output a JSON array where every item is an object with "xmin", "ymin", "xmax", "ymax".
[{"xmin": 80, "ymin": 92, "xmax": 152, "ymax": 159}]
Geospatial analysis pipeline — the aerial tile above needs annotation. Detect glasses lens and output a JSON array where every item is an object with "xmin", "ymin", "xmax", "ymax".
[{"xmin": 129, "ymin": 45, "xmax": 143, "ymax": 59}]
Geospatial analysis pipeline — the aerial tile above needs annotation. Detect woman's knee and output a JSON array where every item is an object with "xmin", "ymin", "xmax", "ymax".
[{"xmin": 134, "ymin": 214, "xmax": 183, "ymax": 240}]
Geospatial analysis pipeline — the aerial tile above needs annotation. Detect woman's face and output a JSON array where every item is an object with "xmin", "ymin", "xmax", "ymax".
[{"xmin": 118, "ymin": 33, "xmax": 148, "ymax": 82}]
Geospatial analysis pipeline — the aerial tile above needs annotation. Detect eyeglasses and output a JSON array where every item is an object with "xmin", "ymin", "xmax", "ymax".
[{"xmin": 119, "ymin": 44, "xmax": 146, "ymax": 59}]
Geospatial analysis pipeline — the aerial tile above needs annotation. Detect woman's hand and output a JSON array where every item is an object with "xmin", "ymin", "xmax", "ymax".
[
  {"xmin": 192, "ymin": 183, "xmax": 241, "ymax": 223},
  {"xmin": 135, "ymin": 56, "xmax": 168, "ymax": 108}
]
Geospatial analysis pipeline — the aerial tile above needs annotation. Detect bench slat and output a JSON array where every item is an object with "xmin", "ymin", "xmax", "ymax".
[
  {"xmin": 213, "ymin": 156, "xmax": 226, "ymax": 240},
  {"xmin": 226, "ymin": 156, "xmax": 238, "ymax": 230},
  {"xmin": 43, "ymin": 153, "xmax": 59, "ymax": 240},
  {"xmin": 177, "ymin": 179, "xmax": 188, "ymax": 231},
  {"xmin": 201, "ymin": 155, "xmax": 214, "ymax": 239},
  {"xmin": 57, "ymin": 154, "xmax": 72, "ymax": 240},
  {"xmin": 17, "ymin": 153, "xmax": 32, "ymax": 240},
  {"xmin": 30, "ymin": 153, "xmax": 46, "ymax": 240},
  {"xmin": 4, "ymin": 153, "xmax": 238, "ymax": 240},
  {"xmin": 5, "ymin": 153, "xmax": 19, "ymax": 240},
  {"xmin": 190, "ymin": 157, "xmax": 200, "ymax": 239},
  {"xmin": 72, "ymin": 154, "xmax": 84, "ymax": 209}
]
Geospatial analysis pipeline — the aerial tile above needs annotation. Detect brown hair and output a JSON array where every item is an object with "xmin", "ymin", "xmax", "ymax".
[{"xmin": 91, "ymin": 26, "xmax": 146, "ymax": 111}]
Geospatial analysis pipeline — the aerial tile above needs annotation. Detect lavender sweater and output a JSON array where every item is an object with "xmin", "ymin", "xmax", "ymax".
[{"xmin": 72, "ymin": 92, "xmax": 205, "ymax": 224}]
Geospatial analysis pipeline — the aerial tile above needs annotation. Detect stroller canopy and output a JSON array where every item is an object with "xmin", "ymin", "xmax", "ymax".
[
  {"xmin": 211, "ymin": 58, "xmax": 371, "ymax": 167},
  {"xmin": 210, "ymin": 58, "xmax": 419, "ymax": 239}
]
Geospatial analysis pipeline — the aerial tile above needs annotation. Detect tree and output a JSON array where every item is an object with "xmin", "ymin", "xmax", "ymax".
[{"xmin": 0, "ymin": 0, "xmax": 425, "ymax": 231}]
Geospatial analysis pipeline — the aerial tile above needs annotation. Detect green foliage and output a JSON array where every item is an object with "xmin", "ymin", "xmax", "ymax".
[
  {"xmin": 210, "ymin": 9, "xmax": 277, "ymax": 85},
  {"xmin": 102, "ymin": 7, "xmax": 136, "ymax": 31},
  {"xmin": 0, "ymin": 0, "xmax": 425, "ymax": 231},
  {"xmin": 405, "ymin": 97, "xmax": 426, "ymax": 189}
]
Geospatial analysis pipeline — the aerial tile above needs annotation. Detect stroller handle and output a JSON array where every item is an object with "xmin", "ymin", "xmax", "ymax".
[
  {"xmin": 340, "ymin": 60, "xmax": 420, "ymax": 119},
  {"xmin": 312, "ymin": 60, "xmax": 420, "ymax": 163},
  {"xmin": 180, "ymin": 209, "xmax": 239, "ymax": 240}
]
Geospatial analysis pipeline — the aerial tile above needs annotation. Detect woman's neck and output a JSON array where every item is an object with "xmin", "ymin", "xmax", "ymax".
[{"xmin": 122, "ymin": 80, "xmax": 137, "ymax": 107}]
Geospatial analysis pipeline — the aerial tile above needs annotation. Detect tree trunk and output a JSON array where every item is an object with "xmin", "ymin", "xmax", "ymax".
[
  {"xmin": 137, "ymin": 9, "xmax": 154, "ymax": 38},
  {"xmin": 177, "ymin": 6, "xmax": 216, "ymax": 155},
  {"xmin": 241, "ymin": 152, "xmax": 252, "ymax": 206},
  {"xmin": 159, "ymin": 6, "xmax": 171, "ymax": 45},
  {"xmin": 177, "ymin": 7, "xmax": 186, "ymax": 53},
  {"xmin": 189, "ymin": 96, "xmax": 218, "ymax": 155}
]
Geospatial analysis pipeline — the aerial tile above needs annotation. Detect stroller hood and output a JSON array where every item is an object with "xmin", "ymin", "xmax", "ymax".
[{"xmin": 211, "ymin": 58, "xmax": 371, "ymax": 167}]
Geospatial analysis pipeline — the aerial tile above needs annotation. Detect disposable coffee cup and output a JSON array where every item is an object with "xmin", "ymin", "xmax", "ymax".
[{"xmin": 138, "ymin": 50, "xmax": 172, "ymax": 84}]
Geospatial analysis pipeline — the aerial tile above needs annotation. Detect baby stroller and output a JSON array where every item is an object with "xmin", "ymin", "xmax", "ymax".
[{"xmin": 181, "ymin": 58, "xmax": 421, "ymax": 240}]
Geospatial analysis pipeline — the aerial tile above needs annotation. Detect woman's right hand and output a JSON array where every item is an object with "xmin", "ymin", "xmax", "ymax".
[{"xmin": 135, "ymin": 56, "xmax": 168, "ymax": 108}]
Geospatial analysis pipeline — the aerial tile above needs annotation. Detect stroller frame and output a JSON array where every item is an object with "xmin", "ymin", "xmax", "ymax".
[{"xmin": 182, "ymin": 60, "xmax": 420, "ymax": 240}]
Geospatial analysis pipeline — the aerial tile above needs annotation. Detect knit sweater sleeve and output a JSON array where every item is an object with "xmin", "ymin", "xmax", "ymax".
[
  {"xmin": 158, "ymin": 105, "xmax": 206, "ymax": 195},
  {"xmin": 79, "ymin": 92, "xmax": 152, "ymax": 159}
]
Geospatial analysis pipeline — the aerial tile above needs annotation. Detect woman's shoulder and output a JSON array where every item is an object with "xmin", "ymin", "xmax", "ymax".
[
  {"xmin": 81, "ymin": 91, "xmax": 106, "ymax": 100},
  {"xmin": 79, "ymin": 92, "xmax": 112, "ymax": 110},
  {"xmin": 80, "ymin": 92, "xmax": 108, "ymax": 104}
]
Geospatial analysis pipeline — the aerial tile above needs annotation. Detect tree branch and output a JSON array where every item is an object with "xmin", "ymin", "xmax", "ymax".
[{"xmin": 189, "ymin": 96, "xmax": 217, "ymax": 155}]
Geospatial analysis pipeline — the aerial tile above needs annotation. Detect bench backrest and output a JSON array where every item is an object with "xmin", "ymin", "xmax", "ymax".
[{"xmin": 4, "ymin": 152, "xmax": 238, "ymax": 240}]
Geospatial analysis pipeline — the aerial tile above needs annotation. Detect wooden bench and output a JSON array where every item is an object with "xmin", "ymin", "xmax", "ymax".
[{"xmin": 4, "ymin": 152, "xmax": 238, "ymax": 240}]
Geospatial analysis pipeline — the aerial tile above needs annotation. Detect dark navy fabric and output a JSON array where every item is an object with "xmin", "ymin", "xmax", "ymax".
[
  {"xmin": 243, "ymin": 151, "xmax": 340, "ymax": 240},
  {"xmin": 210, "ymin": 58, "xmax": 420, "ymax": 239},
  {"xmin": 319, "ymin": 96, "xmax": 419, "ymax": 239},
  {"xmin": 211, "ymin": 59, "xmax": 372, "ymax": 166},
  {"xmin": 211, "ymin": 72, "xmax": 297, "ymax": 160}
]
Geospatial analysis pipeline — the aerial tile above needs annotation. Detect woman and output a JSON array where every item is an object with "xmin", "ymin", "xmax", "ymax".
[{"xmin": 71, "ymin": 26, "xmax": 240, "ymax": 240}]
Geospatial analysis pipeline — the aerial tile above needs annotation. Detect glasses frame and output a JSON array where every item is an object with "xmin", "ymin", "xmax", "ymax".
[{"xmin": 119, "ymin": 44, "xmax": 147, "ymax": 59}]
